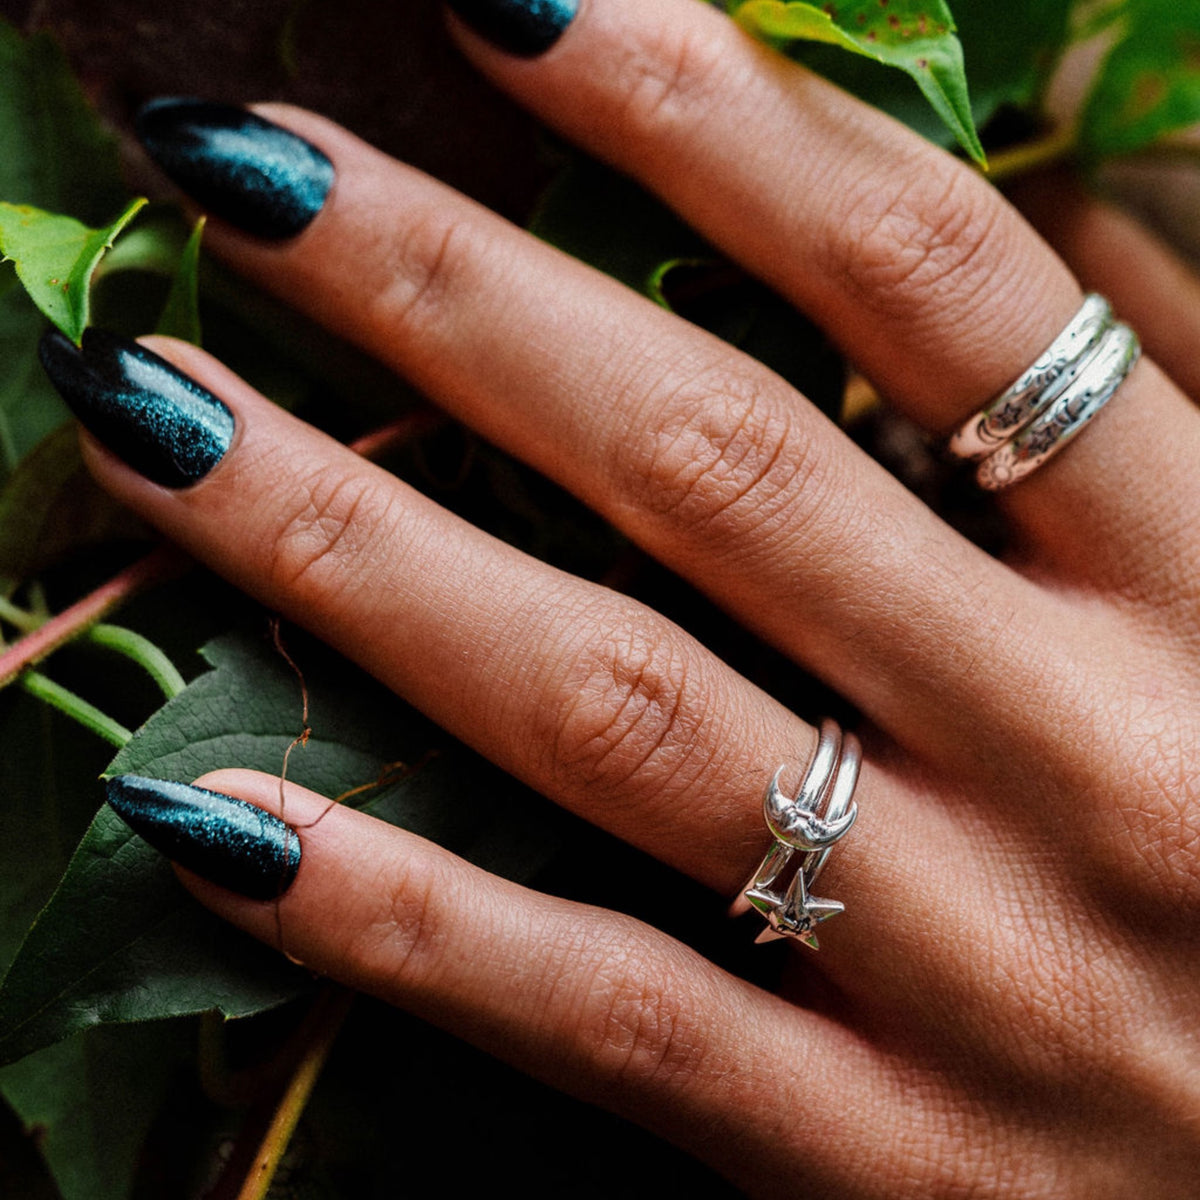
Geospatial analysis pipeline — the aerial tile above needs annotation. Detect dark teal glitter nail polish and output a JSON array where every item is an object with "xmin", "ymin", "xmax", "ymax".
[
  {"xmin": 39, "ymin": 329, "xmax": 234, "ymax": 488},
  {"xmin": 447, "ymin": 0, "xmax": 578, "ymax": 57},
  {"xmin": 106, "ymin": 776, "xmax": 301, "ymax": 901},
  {"xmin": 136, "ymin": 98, "xmax": 334, "ymax": 240}
]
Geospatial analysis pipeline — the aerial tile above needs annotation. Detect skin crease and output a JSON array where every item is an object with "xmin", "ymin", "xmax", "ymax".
[{"xmin": 63, "ymin": 0, "xmax": 1200, "ymax": 1195}]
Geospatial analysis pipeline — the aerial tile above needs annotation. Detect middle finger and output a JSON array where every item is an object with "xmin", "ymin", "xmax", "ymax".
[{"xmin": 137, "ymin": 100, "xmax": 1069, "ymax": 763}]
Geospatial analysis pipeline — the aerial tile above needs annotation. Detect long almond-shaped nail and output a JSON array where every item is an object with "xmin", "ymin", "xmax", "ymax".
[
  {"xmin": 38, "ymin": 328, "xmax": 233, "ymax": 488},
  {"xmin": 136, "ymin": 98, "xmax": 334, "ymax": 239},
  {"xmin": 106, "ymin": 775, "xmax": 301, "ymax": 900}
]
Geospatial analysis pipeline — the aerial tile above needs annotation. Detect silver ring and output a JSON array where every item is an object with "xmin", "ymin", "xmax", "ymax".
[
  {"xmin": 976, "ymin": 322, "xmax": 1140, "ymax": 490},
  {"xmin": 949, "ymin": 294, "xmax": 1113, "ymax": 460},
  {"xmin": 731, "ymin": 719, "xmax": 860, "ymax": 949}
]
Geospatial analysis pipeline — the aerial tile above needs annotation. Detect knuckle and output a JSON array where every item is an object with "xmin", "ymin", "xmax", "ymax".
[
  {"xmin": 615, "ymin": 362, "xmax": 824, "ymax": 549},
  {"xmin": 268, "ymin": 461, "xmax": 396, "ymax": 599},
  {"xmin": 573, "ymin": 926, "xmax": 704, "ymax": 1093},
  {"xmin": 368, "ymin": 210, "xmax": 491, "ymax": 338},
  {"xmin": 611, "ymin": 21, "xmax": 733, "ymax": 148},
  {"xmin": 347, "ymin": 851, "xmax": 452, "ymax": 994},
  {"xmin": 548, "ymin": 605, "xmax": 703, "ymax": 805},
  {"xmin": 828, "ymin": 161, "xmax": 1001, "ymax": 319}
]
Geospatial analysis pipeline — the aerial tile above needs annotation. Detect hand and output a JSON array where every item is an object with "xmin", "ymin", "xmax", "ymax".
[{"xmin": 40, "ymin": 0, "xmax": 1200, "ymax": 1195}]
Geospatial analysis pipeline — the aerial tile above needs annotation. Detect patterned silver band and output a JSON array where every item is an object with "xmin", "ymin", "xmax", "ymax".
[
  {"xmin": 947, "ymin": 293, "xmax": 1140, "ymax": 491},
  {"xmin": 950, "ymin": 294, "xmax": 1112, "ymax": 460},
  {"xmin": 976, "ymin": 322, "xmax": 1141, "ymax": 490},
  {"xmin": 731, "ymin": 719, "xmax": 860, "ymax": 949}
]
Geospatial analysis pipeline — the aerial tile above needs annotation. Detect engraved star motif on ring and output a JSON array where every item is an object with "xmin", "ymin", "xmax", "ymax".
[{"xmin": 746, "ymin": 869, "xmax": 845, "ymax": 950}]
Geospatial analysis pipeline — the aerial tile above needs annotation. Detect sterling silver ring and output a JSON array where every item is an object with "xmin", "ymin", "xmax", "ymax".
[
  {"xmin": 731, "ymin": 719, "xmax": 860, "ymax": 949},
  {"xmin": 947, "ymin": 293, "xmax": 1140, "ymax": 490}
]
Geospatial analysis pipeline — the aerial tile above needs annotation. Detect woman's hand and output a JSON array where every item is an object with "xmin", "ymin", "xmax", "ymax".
[{"xmin": 40, "ymin": 0, "xmax": 1200, "ymax": 1194}]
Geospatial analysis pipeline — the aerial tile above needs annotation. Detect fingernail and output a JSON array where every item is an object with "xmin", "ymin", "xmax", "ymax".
[
  {"xmin": 106, "ymin": 776, "xmax": 301, "ymax": 900},
  {"xmin": 447, "ymin": 0, "xmax": 578, "ymax": 57},
  {"xmin": 38, "ymin": 328, "xmax": 234, "ymax": 488},
  {"xmin": 136, "ymin": 98, "xmax": 334, "ymax": 240}
]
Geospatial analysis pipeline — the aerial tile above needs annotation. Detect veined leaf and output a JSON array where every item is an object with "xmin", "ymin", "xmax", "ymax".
[
  {"xmin": 0, "ymin": 198, "xmax": 147, "ymax": 344},
  {"xmin": 1080, "ymin": 1, "xmax": 1200, "ymax": 157},
  {"xmin": 0, "ymin": 629, "xmax": 562, "ymax": 1064},
  {"xmin": 731, "ymin": 0, "xmax": 985, "ymax": 165}
]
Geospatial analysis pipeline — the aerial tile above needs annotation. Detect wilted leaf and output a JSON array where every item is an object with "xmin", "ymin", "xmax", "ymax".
[
  {"xmin": 1080, "ymin": 1, "xmax": 1200, "ymax": 157},
  {"xmin": 0, "ymin": 198, "xmax": 147, "ymax": 344},
  {"xmin": 731, "ymin": 0, "xmax": 985, "ymax": 164},
  {"xmin": 0, "ymin": 628, "xmax": 562, "ymax": 1064}
]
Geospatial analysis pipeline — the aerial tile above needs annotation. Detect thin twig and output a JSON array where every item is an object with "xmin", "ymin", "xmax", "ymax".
[{"xmin": 0, "ymin": 545, "xmax": 187, "ymax": 690}]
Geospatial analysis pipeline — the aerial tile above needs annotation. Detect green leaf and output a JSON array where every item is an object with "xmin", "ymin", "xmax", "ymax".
[
  {"xmin": 0, "ymin": 198, "xmax": 147, "ymax": 344},
  {"xmin": 1080, "ymin": 2, "xmax": 1200, "ymax": 158},
  {"xmin": 0, "ymin": 423, "xmax": 147, "ymax": 592},
  {"xmin": 0, "ymin": 269, "xmax": 71, "ymax": 480},
  {"xmin": 0, "ymin": 628, "xmax": 562, "ymax": 1064},
  {"xmin": 731, "ymin": 0, "xmax": 985, "ymax": 165},
  {"xmin": 155, "ymin": 216, "xmax": 205, "ymax": 345},
  {"xmin": 0, "ymin": 1021, "xmax": 186, "ymax": 1200},
  {"xmin": 0, "ymin": 21, "xmax": 127, "ymax": 224}
]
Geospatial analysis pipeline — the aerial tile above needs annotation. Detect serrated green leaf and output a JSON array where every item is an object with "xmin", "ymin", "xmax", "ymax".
[
  {"xmin": 1080, "ymin": 2, "xmax": 1200, "ymax": 158},
  {"xmin": 0, "ymin": 629, "xmax": 561, "ymax": 1064},
  {"xmin": 0, "ymin": 198, "xmax": 147, "ymax": 344},
  {"xmin": 732, "ymin": 0, "xmax": 985, "ymax": 165},
  {"xmin": 0, "ymin": 21, "xmax": 126, "ymax": 224},
  {"xmin": 154, "ymin": 216, "xmax": 205, "ymax": 345}
]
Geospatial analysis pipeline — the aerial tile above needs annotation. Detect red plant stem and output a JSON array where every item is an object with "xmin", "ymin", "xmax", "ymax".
[
  {"xmin": 0, "ymin": 545, "xmax": 187, "ymax": 689},
  {"xmin": 0, "ymin": 408, "xmax": 441, "ymax": 691}
]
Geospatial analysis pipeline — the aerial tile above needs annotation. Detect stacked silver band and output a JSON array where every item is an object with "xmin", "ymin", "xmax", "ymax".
[
  {"xmin": 949, "ymin": 294, "xmax": 1140, "ymax": 490},
  {"xmin": 732, "ymin": 720, "xmax": 860, "ymax": 949}
]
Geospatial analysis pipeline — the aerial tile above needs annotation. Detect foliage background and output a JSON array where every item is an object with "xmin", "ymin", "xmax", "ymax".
[{"xmin": 0, "ymin": 0, "xmax": 1198, "ymax": 1197}]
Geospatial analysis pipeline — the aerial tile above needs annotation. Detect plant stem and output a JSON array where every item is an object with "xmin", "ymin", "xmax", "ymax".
[
  {"xmin": 19, "ymin": 671, "xmax": 132, "ymax": 747},
  {"xmin": 228, "ymin": 987, "xmax": 354, "ymax": 1200},
  {"xmin": 85, "ymin": 623, "xmax": 187, "ymax": 699},
  {"xmin": 985, "ymin": 126, "xmax": 1078, "ymax": 183},
  {"xmin": 0, "ymin": 546, "xmax": 187, "ymax": 690},
  {"xmin": 0, "ymin": 594, "xmax": 41, "ymax": 634}
]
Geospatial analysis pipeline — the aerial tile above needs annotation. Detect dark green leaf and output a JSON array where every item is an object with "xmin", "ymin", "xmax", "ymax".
[
  {"xmin": 1080, "ymin": 2, "xmax": 1200, "ymax": 158},
  {"xmin": 154, "ymin": 216, "xmax": 205, "ymax": 345},
  {"xmin": 0, "ymin": 1021, "xmax": 187, "ymax": 1200},
  {"xmin": 0, "ymin": 198, "xmax": 147, "ymax": 344},
  {"xmin": 0, "ymin": 423, "xmax": 147, "ymax": 592},
  {"xmin": 0, "ymin": 268, "xmax": 70, "ymax": 481},
  {"xmin": 731, "ymin": 0, "xmax": 985, "ymax": 164},
  {"xmin": 0, "ymin": 629, "xmax": 561, "ymax": 1063},
  {"xmin": 0, "ymin": 21, "xmax": 127, "ymax": 223},
  {"xmin": 529, "ymin": 157, "xmax": 709, "ymax": 297},
  {"xmin": 530, "ymin": 158, "xmax": 844, "ymax": 417}
]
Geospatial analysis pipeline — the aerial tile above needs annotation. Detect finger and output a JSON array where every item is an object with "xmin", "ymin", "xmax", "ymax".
[
  {"xmin": 441, "ymin": 0, "xmax": 1200, "ymax": 605},
  {"xmin": 44, "ymin": 326, "xmax": 936, "ymax": 907},
  {"xmin": 132, "ymin": 101, "xmax": 1074, "ymax": 761},
  {"xmin": 1010, "ymin": 171, "xmax": 1200, "ymax": 404},
  {"xmin": 105, "ymin": 766, "xmax": 1038, "ymax": 1200}
]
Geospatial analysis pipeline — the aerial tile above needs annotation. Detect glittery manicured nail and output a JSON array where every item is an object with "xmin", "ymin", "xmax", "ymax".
[
  {"xmin": 136, "ymin": 98, "xmax": 334, "ymax": 240},
  {"xmin": 106, "ymin": 776, "xmax": 301, "ymax": 901},
  {"xmin": 447, "ymin": 0, "xmax": 578, "ymax": 57},
  {"xmin": 38, "ymin": 329, "xmax": 234, "ymax": 488}
]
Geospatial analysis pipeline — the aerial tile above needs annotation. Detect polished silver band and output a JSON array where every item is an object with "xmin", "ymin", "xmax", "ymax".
[
  {"xmin": 731, "ymin": 719, "xmax": 860, "ymax": 949},
  {"xmin": 947, "ymin": 294, "xmax": 1140, "ymax": 491}
]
